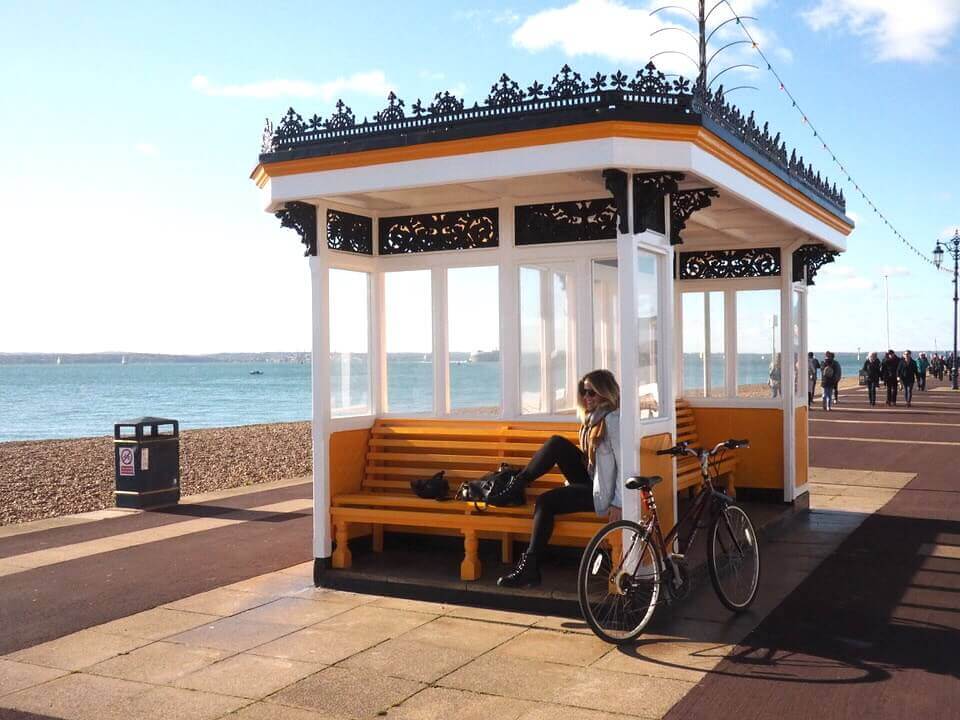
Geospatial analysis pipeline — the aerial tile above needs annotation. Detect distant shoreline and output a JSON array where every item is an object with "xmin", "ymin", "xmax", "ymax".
[{"xmin": 0, "ymin": 352, "xmax": 310, "ymax": 365}]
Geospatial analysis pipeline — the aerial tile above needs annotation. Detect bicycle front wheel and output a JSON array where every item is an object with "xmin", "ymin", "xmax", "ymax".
[
  {"xmin": 707, "ymin": 504, "xmax": 761, "ymax": 611},
  {"xmin": 578, "ymin": 519, "xmax": 661, "ymax": 644}
]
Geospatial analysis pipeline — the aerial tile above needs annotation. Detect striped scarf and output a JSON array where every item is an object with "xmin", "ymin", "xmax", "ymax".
[{"xmin": 579, "ymin": 411, "xmax": 608, "ymax": 470}]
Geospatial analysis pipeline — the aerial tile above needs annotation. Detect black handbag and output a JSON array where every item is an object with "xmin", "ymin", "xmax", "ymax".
[
  {"xmin": 410, "ymin": 471, "xmax": 449, "ymax": 500},
  {"xmin": 457, "ymin": 463, "xmax": 525, "ymax": 510}
]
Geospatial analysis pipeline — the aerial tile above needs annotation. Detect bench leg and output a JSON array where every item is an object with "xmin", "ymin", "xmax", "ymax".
[
  {"xmin": 332, "ymin": 521, "xmax": 352, "ymax": 569},
  {"xmin": 461, "ymin": 530, "xmax": 482, "ymax": 581},
  {"xmin": 501, "ymin": 533, "xmax": 513, "ymax": 565},
  {"xmin": 372, "ymin": 525, "xmax": 384, "ymax": 553},
  {"xmin": 725, "ymin": 472, "xmax": 736, "ymax": 499}
]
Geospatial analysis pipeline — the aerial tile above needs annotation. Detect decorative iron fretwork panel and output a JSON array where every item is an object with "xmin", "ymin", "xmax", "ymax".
[
  {"xmin": 326, "ymin": 209, "xmax": 372, "ymax": 255},
  {"xmin": 679, "ymin": 248, "xmax": 782, "ymax": 280},
  {"xmin": 260, "ymin": 62, "xmax": 846, "ymax": 216},
  {"xmin": 792, "ymin": 243, "xmax": 839, "ymax": 285},
  {"xmin": 275, "ymin": 201, "xmax": 317, "ymax": 257},
  {"xmin": 670, "ymin": 188, "xmax": 719, "ymax": 245},
  {"xmin": 379, "ymin": 209, "xmax": 499, "ymax": 254},
  {"xmin": 602, "ymin": 169, "xmax": 628, "ymax": 234},
  {"xmin": 515, "ymin": 200, "xmax": 617, "ymax": 245},
  {"xmin": 634, "ymin": 172, "xmax": 684, "ymax": 235}
]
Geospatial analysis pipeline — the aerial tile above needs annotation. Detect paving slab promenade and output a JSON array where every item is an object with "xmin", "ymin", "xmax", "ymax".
[{"xmin": 0, "ymin": 383, "xmax": 952, "ymax": 719}]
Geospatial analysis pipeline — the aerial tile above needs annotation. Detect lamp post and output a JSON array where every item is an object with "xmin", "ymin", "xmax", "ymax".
[{"xmin": 933, "ymin": 229, "xmax": 960, "ymax": 390}]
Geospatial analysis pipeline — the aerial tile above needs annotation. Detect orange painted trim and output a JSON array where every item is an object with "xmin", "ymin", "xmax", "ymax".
[{"xmin": 252, "ymin": 121, "xmax": 852, "ymax": 235}]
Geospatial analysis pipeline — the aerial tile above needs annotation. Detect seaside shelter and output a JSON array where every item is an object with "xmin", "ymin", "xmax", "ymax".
[{"xmin": 251, "ymin": 64, "xmax": 853, "ymax": 585}]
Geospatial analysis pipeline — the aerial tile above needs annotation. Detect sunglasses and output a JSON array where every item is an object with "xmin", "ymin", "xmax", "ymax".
[{"xmin": 580, "ymin": 388, "xmax": 598, "ymax": 398}]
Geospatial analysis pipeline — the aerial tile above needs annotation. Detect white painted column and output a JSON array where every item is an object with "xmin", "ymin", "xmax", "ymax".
[
  {"xmin": 617, "ymin": 232, "xmax": 639, "ymax": 523},
  {"xmin": 432, "ymin": 268, "xmax": 449, "ymax": 415},
  {"xmin": 781, "ymin": 246, "xmax": 796, "ymax": 502},
  {"xmin": 310, "ymin": 234, "xmax": 332, "ymax": 561},
  {"xmin": 498, "ymin": 201, "xmax": 520, "ymax": 419}
]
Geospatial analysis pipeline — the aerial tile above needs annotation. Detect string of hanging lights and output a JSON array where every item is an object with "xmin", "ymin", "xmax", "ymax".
[{"xmin": 719, "ymin": 0, "xmax": 950, "ymax": 272}]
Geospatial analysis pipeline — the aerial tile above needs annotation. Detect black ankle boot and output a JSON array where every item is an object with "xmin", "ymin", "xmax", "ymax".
[{"xmin": 497, "ymin": 552, "xmax": 541, "ymax": 588}]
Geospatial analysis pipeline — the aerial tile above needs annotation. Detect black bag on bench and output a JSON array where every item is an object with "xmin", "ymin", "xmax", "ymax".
[
  {"xmin": 457, "ymin": 464, "xmax": 525, "ymax": 510},
  {"xmin": 410, "ymin": 471, "xmax": 450, "ymax": 500}
]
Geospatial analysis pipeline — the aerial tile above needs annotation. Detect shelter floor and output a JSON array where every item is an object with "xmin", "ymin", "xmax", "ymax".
[{"xmin": 319, "ymin": 496, "xmax": 803, "ymax": 617}]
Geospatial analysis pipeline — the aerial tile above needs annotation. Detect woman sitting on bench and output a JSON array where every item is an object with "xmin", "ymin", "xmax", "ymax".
[{"xmin": 498, "ymin": 369, "xmax": 622, "ymax": 588}]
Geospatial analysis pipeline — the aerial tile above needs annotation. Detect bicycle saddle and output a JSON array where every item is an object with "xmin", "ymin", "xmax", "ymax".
[{"xmin": 625, "ymin": 475, "xmax": 662, "ymax": 490}]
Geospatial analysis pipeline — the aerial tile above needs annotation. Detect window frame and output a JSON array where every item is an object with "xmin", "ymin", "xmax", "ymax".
[{"xmin": 675, "ymin": 277, "xmax": 783, "ymax": 408}]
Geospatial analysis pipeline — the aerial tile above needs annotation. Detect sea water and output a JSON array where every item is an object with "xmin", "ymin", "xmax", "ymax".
[{"xmin": 0, "ymin": 351, "xmax": 890, "ymax": 442}]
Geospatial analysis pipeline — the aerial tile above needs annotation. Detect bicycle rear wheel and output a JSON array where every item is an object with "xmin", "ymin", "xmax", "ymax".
[
  {"xmin": 707, "ymin": 504, "xmax": 760, "ymax": 611},
  {"xmin": 577, "ymin": 519, "xmax": 661, "ymax": 644}
]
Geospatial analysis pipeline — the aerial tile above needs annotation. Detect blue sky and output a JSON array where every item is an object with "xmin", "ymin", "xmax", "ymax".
[{"xmin": 1, "ymin": 0, "xmax": 958, "ymax": 355}]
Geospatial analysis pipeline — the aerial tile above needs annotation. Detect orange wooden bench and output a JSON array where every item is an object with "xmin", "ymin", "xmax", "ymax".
[
  {"xmin": 330, "ymin": 418, "xmax": 606, "ymax": 581},
  {"xmin": 675, "ymin": 398, "xmax": 737, "ymax": 496}
]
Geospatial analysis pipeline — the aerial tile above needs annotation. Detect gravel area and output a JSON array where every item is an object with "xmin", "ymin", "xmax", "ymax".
[{"xmin": 0, "ymin": 422, "xmax": 311, "ymax": 526}]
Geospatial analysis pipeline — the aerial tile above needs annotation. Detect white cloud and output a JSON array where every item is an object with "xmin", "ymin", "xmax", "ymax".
[
  {"xmin": 818, "ymin": 262, "xmax": 876, "ymax": 290},
  {"xmin": 190, "ymin": 71, "xmax": 391, "ymax": 100},
  {"xmin": 511, "ymin": 0, "xmax": 778, "ymax": 81},
  {"xmin": 802, "ymin": 0, "xmax": 960, "ymax": 62},
  {"xmin": 878, "ymin": 265, "xmax": 911, "ymax": 277},
  {"xmin": 134, "ymin": 143, "xmax": 158, "ymax": 156}
]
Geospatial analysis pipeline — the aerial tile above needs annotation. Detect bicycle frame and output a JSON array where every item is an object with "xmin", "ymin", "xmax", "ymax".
[{"xmin": 638, "ymin": 448, "xmax": 733, "ymax": 566}]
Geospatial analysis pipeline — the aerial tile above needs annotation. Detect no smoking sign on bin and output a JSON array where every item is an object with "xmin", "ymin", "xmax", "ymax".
[{"xmin": 119, "ymin": 447, "xmax": 135, "ymax": 476}]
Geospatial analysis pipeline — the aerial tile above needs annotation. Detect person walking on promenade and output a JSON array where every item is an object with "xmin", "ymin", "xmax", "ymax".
[
  {"xmin": 769, "ymin": 353, "xmax": 782, "ymax": 398},
  {"xmin": 918, "ymin": 352, "xmax": 930, "ymax": 391},
  {"xmin": 899, "ymin": 350, "xmax": 920, "ymax": 407},
  {"xmin": 808, "ymin": 352, "xmax": 820, "ymax": 407},
  {"xmin": 882, "ymin": 350, "xmax": 901, "ymax": 405},
  {"xmin": 832, "ymin": 355, "xmax": 843, "ymax": 405},
  {"xmin": 497, "ymin": 369, "xmax": 622, "ymax": 588},
  {"xmin": 862, "ymin": 352, "xmax": 882, "ymax": 406},
  {"xmin": 820, "ymin": 351, "xmax": 840, "ymax": 411}
]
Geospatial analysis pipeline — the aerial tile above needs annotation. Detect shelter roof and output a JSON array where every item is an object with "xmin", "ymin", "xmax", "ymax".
[{"xmin": 254, "ymin": 63, "xmax": 851, "ymax": 230}]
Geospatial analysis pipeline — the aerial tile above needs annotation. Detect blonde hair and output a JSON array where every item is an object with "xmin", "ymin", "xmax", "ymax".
[{"xmin": 576, "ymin": 369, "xmax": 621, "ymax": 423}]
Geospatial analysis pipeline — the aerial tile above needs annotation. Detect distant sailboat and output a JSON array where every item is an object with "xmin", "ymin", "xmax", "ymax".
[
  {"xmin": 56, "ymin": 356, "xmax": 62, "ymax": 365},
  {"xmin": 121, "ymin": 356, "xmax": 127, "ymax": 365}
]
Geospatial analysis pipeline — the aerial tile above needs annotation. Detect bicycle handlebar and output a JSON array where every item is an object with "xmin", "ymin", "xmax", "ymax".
[{"xmin": 656, "ymin": 438, "xmax": 750, "ymax": 457}]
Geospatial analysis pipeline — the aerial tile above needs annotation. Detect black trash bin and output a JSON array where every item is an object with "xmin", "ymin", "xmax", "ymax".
[{"xmin": 114, "ymin": 417, "xmax": 180, "ymax": 509}]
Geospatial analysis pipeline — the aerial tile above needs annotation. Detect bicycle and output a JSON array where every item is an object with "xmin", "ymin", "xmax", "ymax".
[{"xmin": 577, "ymin": 438, "xmax": 761, "ymax": 644}]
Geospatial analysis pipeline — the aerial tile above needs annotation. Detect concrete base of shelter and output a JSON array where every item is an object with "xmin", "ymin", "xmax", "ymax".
[{"xmin": 315, "ymin": 497, "xmax": 807, "ymax": 618}]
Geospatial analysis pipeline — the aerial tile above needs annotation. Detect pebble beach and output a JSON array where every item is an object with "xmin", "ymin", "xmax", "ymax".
[{"xmin": 0, "ymin": 422, "xmax": 311, "ymax": 526}]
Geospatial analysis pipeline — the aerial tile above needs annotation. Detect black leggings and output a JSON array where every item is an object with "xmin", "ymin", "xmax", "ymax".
[
  {"xmin": 886, "ymin": 382, "xmax": 898, "ymax": 405},
  {"xmin": 517, "ymin": 435, "xmax": 594, "ymax": 556}
]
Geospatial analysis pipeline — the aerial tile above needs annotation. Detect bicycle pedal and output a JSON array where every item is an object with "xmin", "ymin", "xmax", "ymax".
[{"xmin": 669, "ymin": 553, "xmax": 686, "ymax": 564}]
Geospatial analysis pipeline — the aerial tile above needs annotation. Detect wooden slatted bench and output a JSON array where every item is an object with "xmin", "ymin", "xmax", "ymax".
[
  {"xmin": 675, "ymin": 398, "xmax": 737, "ymax": 496},
  {"xmin": 330, "ymin": 418, "xmax": 606, "ymax": 581}
]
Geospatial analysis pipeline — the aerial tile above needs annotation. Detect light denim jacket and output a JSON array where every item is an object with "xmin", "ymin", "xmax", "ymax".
[{"xmin": 590, "ymin": 410, "xmax": 622, "ymax": 515}]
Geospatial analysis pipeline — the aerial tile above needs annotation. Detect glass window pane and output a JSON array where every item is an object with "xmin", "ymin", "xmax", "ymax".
[
  {"xmin": 385, "ymin": 270, "xmax": 433, "ymax": 413},
  {"xmin": 520, "ymin": 267, "xmax": 543, "ymax": 414},
  {"xmin": 553, "ymin": 271, "xmax": 575, "ymax": 412},
  {"xmin": 736, "ymin": 289, "xmax": 781, "ymax": 398},
  {"xmin": 329, "ymin": 269, "xmax": 370, "ymax": 417},
  {"xmin": 708, "ymin": 291, "xmax": 726, "ymax": 398},
  {"xmin": 448, "ymin": 266, "xmax": 500, "ymax": 415},
  {"xmin": 520, "ymin": 265, "xmax": 576, "ymax": 414},
  {"xmin": 593, "ymin": 259, "xmax": 620, "ymax": 376},
  {"xmin": 637, "ymin": 251, "xmax": 660, "ymax": 420},
  {"xmin": 682, "ymin": 292, "xmax": 705, "ymax": 399}
]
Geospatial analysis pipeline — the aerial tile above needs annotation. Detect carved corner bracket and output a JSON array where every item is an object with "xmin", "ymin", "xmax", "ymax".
[
  {"xmin": 275, "ymin": 201, "xmax": 318, "ymax": 257},
  {"xmin": 792, "ymin": 243, "xmax": 839, "ymax": 285},
  {"xmin": 633, "ymin": 172, "xmax": 685, "ymax": 235},
  {"xmin": 670, "ymin": 188, "xmax": 718, "ymax": 245},
  {"xmin": 602, "ymin": 169, "xmax": 629, "ymax": 234}
]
